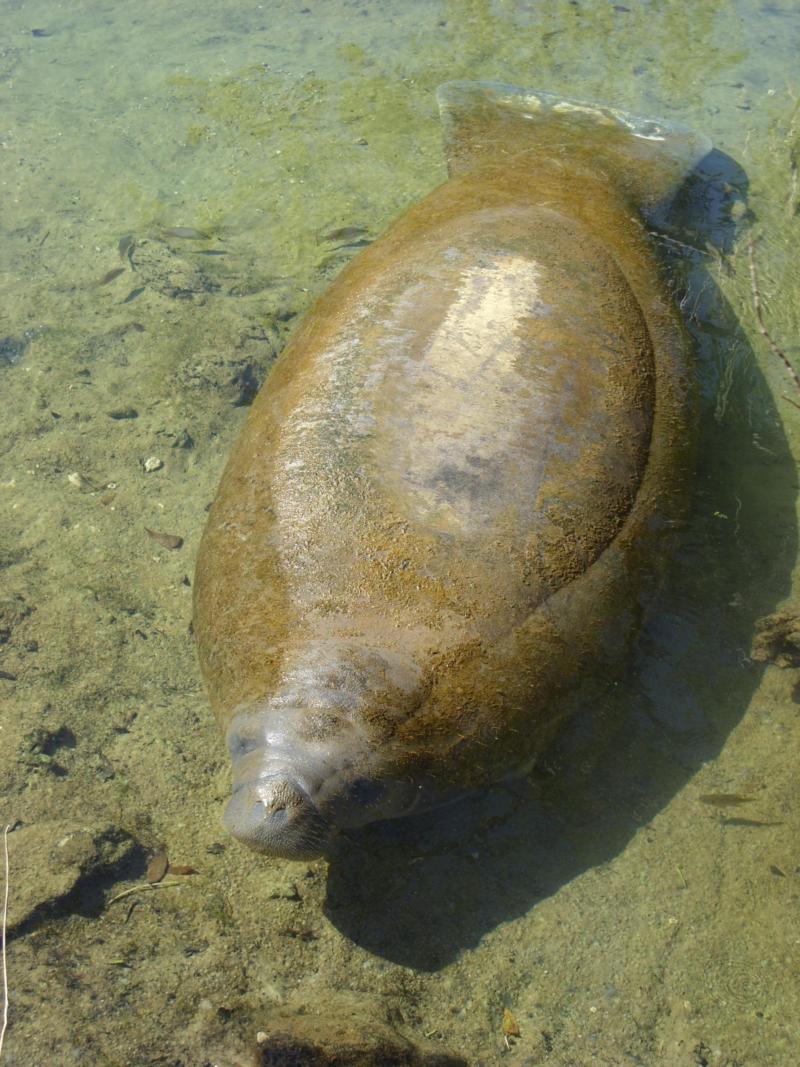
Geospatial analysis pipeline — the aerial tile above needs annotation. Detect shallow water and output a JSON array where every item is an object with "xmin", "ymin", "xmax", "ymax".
[{"xmin": 1, "ymin": 1, "xmax": 799, "ymax": 1065}]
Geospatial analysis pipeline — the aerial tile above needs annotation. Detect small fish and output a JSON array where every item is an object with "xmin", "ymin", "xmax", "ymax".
[
  {"xmin": 318, "ymin": 225, "xmax": 369, "ymax": 244},
  {"xmin": 96, "ymin": 267, "xmax": 126, "ymax": 286},
  {"xmin": 699, "ymin": 793, "xmax": 757, "ymax": 807},
  {"xmin": 145, "ymin": 528, "xmax": 184, "ymax": 550},
  {"xmin": 333, "ymin": 238, "xmax": 373, "ymax": 251},
  {"xmin": 122, "ymin": 286, "xmax": 146, "ymax": 304},
  {"xmin": 722, "ymin": 817, "xmax": 783, "ymax": 828},
  {"xmin": 118, "ymin": 234, "xmax": 136, "ymax": 266},
  {"xmin": 189, "ymin": 249, "xmax": 228, "ymax": 256},
  {"xmin": 161, "ymin": 226, "xmax": 210, "ymax": 240}
]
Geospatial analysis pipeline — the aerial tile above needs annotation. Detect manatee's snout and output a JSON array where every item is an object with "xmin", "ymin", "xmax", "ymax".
[
  {"xmin": 223, "ymin": 701, "xmax": 428, "ymax": 858},
  {"xmin": 224, "ymin": 774, "xmax": 332, "ymax": 859}
]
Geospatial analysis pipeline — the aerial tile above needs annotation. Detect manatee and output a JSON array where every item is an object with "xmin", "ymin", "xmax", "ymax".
[{"xmin": 193, "ymin": 81, "xmax": 709, "ymax": 858}]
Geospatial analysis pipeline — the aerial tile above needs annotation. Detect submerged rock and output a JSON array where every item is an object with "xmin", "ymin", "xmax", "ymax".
[
  {"xmin": 252, "ymin": 995, "xmax": 468, "ymax": 1066},
  {"xmin": 0, "ymin": 329, "xmax": 38, "ymax": 366},
  {"xmin": 751, "ymin": 608, "xmax": 800, "ymax": 669}
]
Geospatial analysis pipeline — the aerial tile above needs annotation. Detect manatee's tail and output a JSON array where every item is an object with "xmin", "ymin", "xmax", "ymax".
[{"xmin": 437, "ymin": 80, "xmax": 711, "ymax": 217}]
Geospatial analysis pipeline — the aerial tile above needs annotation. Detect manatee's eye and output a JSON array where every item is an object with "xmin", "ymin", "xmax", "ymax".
[{"xmin": 348, "ymin": 778, "xmax": 385, "ymax": 808}]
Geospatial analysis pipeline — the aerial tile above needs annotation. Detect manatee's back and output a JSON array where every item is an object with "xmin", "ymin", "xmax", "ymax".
[{"xmin": 195, "ymin": 81, "xmax": 700, "ymax": 798}]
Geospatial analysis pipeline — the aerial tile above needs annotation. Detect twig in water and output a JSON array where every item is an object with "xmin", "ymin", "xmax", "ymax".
[
  {"xmin": 788, "ymin": 158, "xmax": 799, "ymax": 218},
  {"xmin": 747, "ymin": 237, "xmax": 800, "ymax": 394},
  {"xmin": 107, "ymin": 881, "xmax": 184, "ymax": 906},
  {"xmin": 0, "ymin": 825, "xmax": 11, "ymax": 1059}
]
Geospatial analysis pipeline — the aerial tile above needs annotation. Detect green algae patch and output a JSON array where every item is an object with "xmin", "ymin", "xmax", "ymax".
[{"xmin": 168, "ymin": 67, "xmax": 328, "ymax": 143}]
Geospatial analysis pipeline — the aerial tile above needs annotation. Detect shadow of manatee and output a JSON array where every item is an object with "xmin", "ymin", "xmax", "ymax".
[{"xmin": 322, "ymin": 150, "xmax": 798, "ymax": 969}]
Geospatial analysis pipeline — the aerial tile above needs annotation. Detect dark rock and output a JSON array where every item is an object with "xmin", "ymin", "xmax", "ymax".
[{"xmin": 0, "ymin": 329, "xmax": 37, "ymax": 366}]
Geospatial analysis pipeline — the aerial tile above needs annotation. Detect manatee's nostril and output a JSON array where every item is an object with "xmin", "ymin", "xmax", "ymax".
[{"xmin": 224, "ymin": 774, "xmax": 331, "ymax": 859}]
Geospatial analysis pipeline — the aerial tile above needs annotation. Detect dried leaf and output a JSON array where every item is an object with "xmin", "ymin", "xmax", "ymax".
[
  {"xmin": 146, "ymin": 847, "xmax": 169, "ymax": 884},
  {"xmin": 502, "ymin": 1008, "xmax": 520, "ymax": 1038},
  {"xmin": 167, "ymin": 864, "xmax": 199, "ymax": 876},
  {"xmin": 145, "ymin": 528, "xmax": 184, "ymax": 550},
  {"xmin": 67, "ymin": 471, "xmax": 101, "ymax": 493}
]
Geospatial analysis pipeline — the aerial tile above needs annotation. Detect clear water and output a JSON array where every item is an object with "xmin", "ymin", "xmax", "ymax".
[{"xmin": 1, "ymin": 1, "xmax": 798, "ymax": 1064}]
